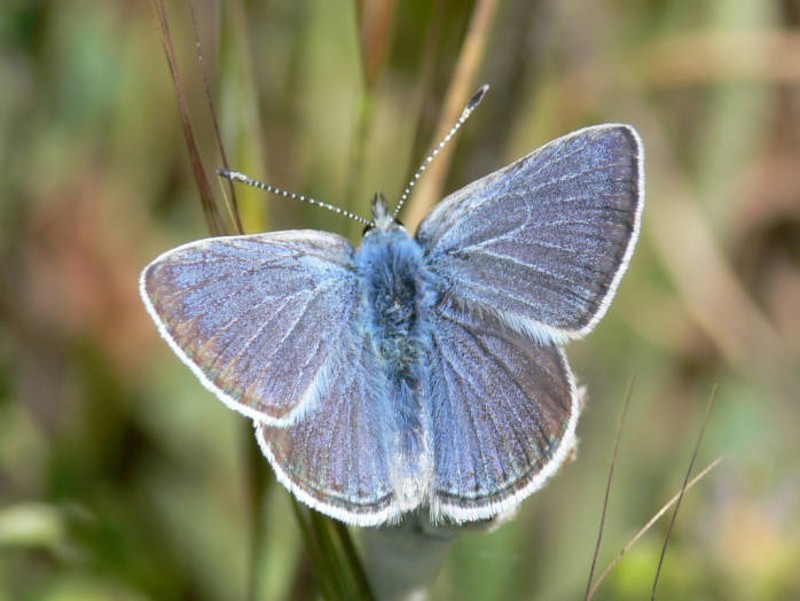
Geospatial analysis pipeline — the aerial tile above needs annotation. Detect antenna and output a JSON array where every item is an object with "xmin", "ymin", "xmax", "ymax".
[
  {"xmin": 393, "ymin": 84, "xmax": 490, "ymax": 219},
  {"xmin": 217, "ymin": 169, "xmax": 373, "ymax": 227}
]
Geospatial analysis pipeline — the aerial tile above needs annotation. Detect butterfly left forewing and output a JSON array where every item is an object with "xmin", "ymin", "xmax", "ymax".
[{"xmin": 140, "ymin": 230, "xmax": 360, "ymax": 425}]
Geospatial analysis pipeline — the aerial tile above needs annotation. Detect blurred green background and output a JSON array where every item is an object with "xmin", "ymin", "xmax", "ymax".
[{"xmin": 1, "ymin": 0, "xmax": 799, "ymax": 599}]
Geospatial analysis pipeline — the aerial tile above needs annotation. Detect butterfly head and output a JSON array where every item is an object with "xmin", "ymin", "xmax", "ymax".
[{"xmin": 364, "ymin": 192, "xmax": 404, "ymax": 237}]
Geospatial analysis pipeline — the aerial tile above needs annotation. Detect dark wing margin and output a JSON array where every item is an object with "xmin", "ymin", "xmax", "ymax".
[
  {"xmin": 416, "ymin": 124, "xmax": 644, "ymax": 343},
  {"xmin": 425, "ymin": 300, "xmax": 579, "ymax": 523},
  {"xmin": 140, "ymin": 230, "xmax": 359, "ymax": 426}
]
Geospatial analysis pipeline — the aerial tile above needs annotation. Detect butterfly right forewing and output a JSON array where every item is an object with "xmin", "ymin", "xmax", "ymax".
[{"xmin": 416, "ymin": 124, "xmax": 644, "ymax": 343}]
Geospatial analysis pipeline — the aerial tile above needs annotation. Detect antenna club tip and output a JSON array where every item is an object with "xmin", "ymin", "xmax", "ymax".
[
  {"xmin": 217, "ymin": 168, "xmax": 246, "ymax": 182},
  {"xmin": 217, "ymin": 167, "xmax": 237, "ymax": 179},
  {"xmin": 468, "ymin": 84, "xmax": 490, "ymax": 109}
]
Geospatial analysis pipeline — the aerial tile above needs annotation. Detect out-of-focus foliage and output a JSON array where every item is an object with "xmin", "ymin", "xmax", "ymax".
[{"xmin": 1, "ymin": 0, "xmax": 799, "ymax": 599}]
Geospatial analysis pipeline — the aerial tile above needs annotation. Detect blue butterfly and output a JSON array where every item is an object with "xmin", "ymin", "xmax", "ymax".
[{"xmin": 140, "ymin": 119, "xmax": 644, "ymax": 526}]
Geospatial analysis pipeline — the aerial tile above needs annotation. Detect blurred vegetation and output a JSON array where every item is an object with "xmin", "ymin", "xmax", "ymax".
[{"xmin": 1, "ymin": 0, "xmax": 799, "ymax": 599}]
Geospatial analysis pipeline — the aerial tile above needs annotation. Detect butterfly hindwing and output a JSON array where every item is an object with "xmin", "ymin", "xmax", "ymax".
[
  {"xmin": 256, "ymin": 331, "xmax": 401, "ymax": 526},
  {"xmin": 140, "ymin": 231, "xmax": 360, "ymax": 425},
  {"xmin": 425, "ymin": 299, "xmax": 578, "ymax": 522},
  {"xmin": 416, "ymin": 124, "xmax": 643, "ymax": 343}
]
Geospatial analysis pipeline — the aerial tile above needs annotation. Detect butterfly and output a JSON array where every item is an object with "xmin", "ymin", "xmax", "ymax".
[{"xmin": 140, "ymin": 117, "xmax": 644, "ymax": 527}]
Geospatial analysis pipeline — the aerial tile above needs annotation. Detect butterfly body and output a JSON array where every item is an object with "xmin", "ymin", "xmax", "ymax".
[
  {"xmin": 354, "ymin": 197, "xmax": 438, "ymax": 508},
  {"xmin": 357, "ymin": 205, "xmax": 433, "ymax": 371},
  {"xmin": 141, "ymin": 124, "xmax": 644, "ymax": 526}
]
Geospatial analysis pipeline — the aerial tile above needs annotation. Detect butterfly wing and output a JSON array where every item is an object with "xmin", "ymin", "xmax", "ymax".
[
  {"xmin": 425, "ymin": 300, "xmax": 578, "ymax": 523},
  {"xmin": 140, "ymin": 231, "xmax": 360, "ymax": 425},
  {"xmin": 415, "ymin": 125, "xmax": 641, "ymax": 521},
  {"xmin": 416, "ymin": 124, "xmax": 644, "ymax": 343},
  {"xmin": 255, "ymin": 330, "xmax": 402, "ymax": 526}
]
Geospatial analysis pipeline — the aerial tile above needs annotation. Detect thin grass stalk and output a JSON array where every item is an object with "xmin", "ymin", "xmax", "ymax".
[
  {"xmin": 188, "ymin": 0, "xmax": 243, "ymax": 235},
  {"xmin": 152, "ymin": 0, "xmax": 226, "ymax": 236},
  {"xmin": 585, "ymin": 377, "xmax": 636, "ymax": 600},
  {"xmin": 290, "ymin": 502, "xmax": 376, "ymax": 600},
  {"xmin": 333, "ymin": 520, "xmax": 375, "ymax": 599},
  {"xmin": 357, "ymin": 0, "xmax": 398, "ymax": 89},
  {"xmin": 290, "ymin": 501, "xmax": 331, "ymax": 600},
  {"xmin": 220, "ymin": 0, "xmax": 271, "ymax": 233},
  {"xmin": 651, "ymin": 386, "xmax": 717, "ymax": 600},
  {"xmin": 586, "ymin": 457, "xmax": 723, "ymax": 600},
  {"xmin": 311, "ymin": 511, "xmax": 376, "ymax": 600},
  {"xmin": 403, "ymin": 0, "xmax": 499, "ymax": 229}
]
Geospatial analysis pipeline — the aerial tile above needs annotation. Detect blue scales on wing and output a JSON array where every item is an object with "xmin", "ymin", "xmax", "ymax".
[
  {"xmin": 140, "ymin": 231, "xmax": 361, "ymax": 425},
  {"xmin": 256, "ymin": 330, "xmax": 399, "ymax": 526},
  {"xmin": 415, "ymin": 125, "xmax": 642, "ymax": 521},
  {"xmin": 139, "ymin": 119, "xmax": 645, "ymax": 527},
  {"xmin": 143, "ymin": 229, "xmax": 402, "ymax": 524},
  {"xmin": 424, "ymin": 299, "xmax": 578, "ymax": 523},
  {"xmin": 416, "ymin": 124, "xmax": 644, "ymax": 344}
]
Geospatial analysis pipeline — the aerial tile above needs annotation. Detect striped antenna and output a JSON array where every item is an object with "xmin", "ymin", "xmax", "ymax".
[
  {"xmin": 393, "ymin": 84, "xmax": 490, "ymax": 219},
  {"xmin": 217, "ymin": 169, "xmax": 373, "ymax": 227}
]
